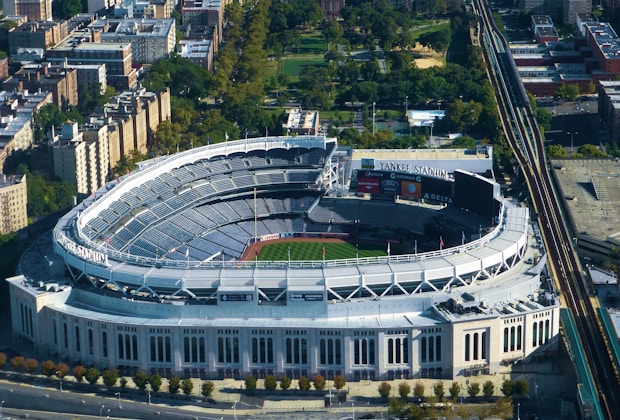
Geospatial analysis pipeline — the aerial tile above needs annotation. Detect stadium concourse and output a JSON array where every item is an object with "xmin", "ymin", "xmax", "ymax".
[{"xmin": 7, "ymin": 136, "xmax": 559, "ymax": 383}]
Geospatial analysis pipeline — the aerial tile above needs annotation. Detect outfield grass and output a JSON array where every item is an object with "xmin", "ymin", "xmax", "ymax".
[{"xmin": 257, "ymin": 241, "xmax": 386, "ymax": 261}]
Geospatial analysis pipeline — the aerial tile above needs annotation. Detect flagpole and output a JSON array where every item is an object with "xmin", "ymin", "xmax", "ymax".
[{"xmin": 254, "ymin": 187, "xmax": 257, "ymax": 243}]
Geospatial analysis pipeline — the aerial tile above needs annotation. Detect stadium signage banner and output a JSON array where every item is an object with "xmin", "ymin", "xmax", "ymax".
[
  {"xmin": 290, "ymin": 293, "xmax": 324, "ymax": 302},
  {"xmin": 260, "ymin": 233, "xmax": 280, "ymax": 241},
  {"xmin": 220, "ymin": 293, "xmax": 253, "ymax": 302},
  {"xmin": 59, "ymin": 236, "xmax": 109, "ymax": 265}
]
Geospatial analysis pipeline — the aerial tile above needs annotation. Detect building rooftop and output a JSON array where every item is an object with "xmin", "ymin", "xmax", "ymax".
[
  {"xmin": 0, "ymin": 173, "xmax": 25, "ymax": 188},
  {"xmin": 532, "ymin": 15, "xmax": 554, "ymax": 26},
  {"xmin": 90, "ymin": 18, "xmax": 174, "ymax": 37},
  {"xmin": 585, "ymin": 22, "xmax": 620, "ymax": 60},
  {"xmin": 552, "ymin": 159, "xmax": 620, "ymax": 244}
]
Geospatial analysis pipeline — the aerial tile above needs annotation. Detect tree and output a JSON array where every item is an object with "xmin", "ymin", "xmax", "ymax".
[
  {"xmin": 449, "ymin": 381, "xmax": 461, "ymax": 402},
  {"xmin": 313, "ymin": 374, "xmax": 326, "ymax": 391},
  {"xmin": 280, "ymin": 375, "xmax": 291, "ymax": 390},
  {"xmin": 490, "ymin": 396, "xmax": 514, "ymax": 418},
  {"xmin": 52, "ymin": 0, "xmax": 81, "ymax": 19},
  {"xmin": 150, "ymin": 374, "xmax": 163, "ymax": 392},
  {"xmin": 102, "ymin": 369, "xmax": 119, "ymax": 388},
  {"xmin": 298, "ymin": 376, "xmax": 311, "ymax": 391},
  {"xmin": 41, "ymin": 360, "xmax": 57, "ymax": 377},
  {"xmin": 398, "ymin": 382, "xmax": 411, "ymax": 400},
  {"xmin": 547, "ymin": 144, "xmax": 567, "ymax": 158},
  {"xmin": 245, "ymin": 374, "xmax": 257, "ymax": 391},
  {"xmin": 413, "ymin": 381, "xmax": 425, "ymax": 400},
  {"xmin": 73, "ymin": 365, "xmax": 86, "ymax": 382},
  {"xmin": 56, "ymin": 363, "xmax": 69, "ymax": 378},
  {"xmin": 23, "ymin": 358, "xmax": 38, "ymax": 374},
  {"xmin": 468, "ymin": 381, "xmax": 481, "ymax": 398},
  {"xmin": 0, "ymin": 353, "xmax": 6, "ymax": 369},
  {"xmin": 514, "ymin": 378, "xmax": 529, "ymax": 397},
  {"xmin": 168, "ymin": 376, "xmax": 181, "ymax": 394},
  {"xmin": 432, "ymin": 381, "xmax": 445, "ymax": 401},
  {"xmin": 483, "ymin": 380, "xmax": 495, "ymax": 398},
  {"xmin": 133, "ymin": 371, "xmax": 149, "ymax": 390},
  {"xmin": 85, "ymin": 367, "xmax": 100, "ymax": 385},
  {"xmin": 501, "ymin": 379, "xmax": 513, "ymax": 397},
  {"xmin": 264, "ymin": 374, "xmax": 277, "ymax": 390},
  {"xmin": 577, "ymin": 144, "xmax": 607, "ymax": 158},
  {"xmin": 333, "ymin": 375, "xmax": 346, "ymax": 392},
  {"xmin": 388, "ymin": 397, "xmax": 406, "ymax": 416},
  {"xmin": 181, "ymin": 378, "xmax": 194, "ymax": 395},
  {"xmin": 201, "ymin": 380, "xmax": 215, "ymax": 398},
  {"xmin": 378, "ymin": 382, "xmax": 391, "ymax": 399},
  {"xmin": 11, "ymin": 356, "xmax": 24, "ymax": 372}
]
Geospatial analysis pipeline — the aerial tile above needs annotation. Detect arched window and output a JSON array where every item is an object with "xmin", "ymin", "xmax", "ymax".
[
  {"xmin": 473, "ymin": 333, "xmax": 479, "ymax": 360},
  {"xmin": 464, "ymin": 334, "xmax": 470, "ymax": 361}
]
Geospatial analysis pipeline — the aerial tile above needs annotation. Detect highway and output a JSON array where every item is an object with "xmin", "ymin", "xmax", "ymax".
[{"xmin": 472, "ymin": 1, "xmax": 620, "ymax": 418}]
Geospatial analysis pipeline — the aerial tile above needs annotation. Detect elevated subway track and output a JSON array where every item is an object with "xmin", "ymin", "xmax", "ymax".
[{"xmin": 474, "ymin": 0, "xmax": 620, "ymax": 418}]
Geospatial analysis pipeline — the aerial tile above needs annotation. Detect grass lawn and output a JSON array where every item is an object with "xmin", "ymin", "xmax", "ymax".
[
  {"xmin": 298, "ymin": 34, "xmax": 327, "ymax": 54},
  {"xmin": 281, "ymin": 57, "xmax": 326, "ymax": 77},
  {"xmin": 257, "ymin": 241, "xmax": 386, "ymax": 261}
]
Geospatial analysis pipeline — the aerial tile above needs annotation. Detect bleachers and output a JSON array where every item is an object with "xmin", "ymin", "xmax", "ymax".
[{"xmin": 83, "ymin": 143, "xmax": 336, "ymax": 256}]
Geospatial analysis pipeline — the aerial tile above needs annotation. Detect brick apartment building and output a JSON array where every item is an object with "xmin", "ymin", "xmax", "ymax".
[
  {"xmin": 0, "ymin": 173, "xmax": 27, "ymax": 234},
  {"xmin": 3, "ymin": 63, "xmax": 78, "ymax": 110}
]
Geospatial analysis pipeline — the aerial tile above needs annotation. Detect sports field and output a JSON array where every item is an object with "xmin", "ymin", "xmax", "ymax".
[{"xmin": 256, "ymin": 240, "xmax": 386, "ymax": 261}]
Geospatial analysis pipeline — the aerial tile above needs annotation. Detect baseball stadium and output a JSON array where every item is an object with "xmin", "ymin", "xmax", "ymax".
[{"xmin": 7, "ymin": 136, "xmax": 560, "ymax": 381}]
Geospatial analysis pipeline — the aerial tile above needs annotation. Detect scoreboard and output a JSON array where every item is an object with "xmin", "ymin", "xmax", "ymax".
[{"xmin": 355, "ymin": 170, "xmax": 453, "ymax": 203}]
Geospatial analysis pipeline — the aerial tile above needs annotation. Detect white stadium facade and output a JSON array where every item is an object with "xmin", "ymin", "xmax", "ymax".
[{"xmin": 7, "ymin": 136, "xmax": 560, "ymax": 381}]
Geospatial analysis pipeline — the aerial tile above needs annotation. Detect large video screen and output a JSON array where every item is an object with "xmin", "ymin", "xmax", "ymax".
[
  {"xmin": 453, "ymin": 170, "xmax": 496, "ymax": 218},
  {"xmin": 355, "ymin": 170, "xmax": 453, "ymax": 203}
]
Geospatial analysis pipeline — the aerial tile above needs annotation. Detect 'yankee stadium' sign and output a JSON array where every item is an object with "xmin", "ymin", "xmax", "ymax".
[{"xmin": 377, "ymin": 161, "xmax": 450, "ymax": 179}]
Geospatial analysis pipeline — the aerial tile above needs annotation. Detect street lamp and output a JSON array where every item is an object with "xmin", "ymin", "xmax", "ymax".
[
  {"xmin": 147, "ymin": 384, "xmax": 152, "ymax": 405},
  {"xmin": 232, "ymin": 400, "xmax": 238, "ymax": 420},
  {"xmin": 352, "ymin": 402, "xmax": 355, "ymax": 419},
  {"xmin": 372, "ymin": 102, "xmax": 376, "ymax": 134},
  {"xmin": 56, "ymin": 371, "xmax": 62, "ymax": 392},
  {"xmin": 1, "ymin": 400, "xmax": 4, "ymax": 419},
  {"xmin": 567, "ymin": 131, "xmax": 577, "ymax": 156},
  {"xmin": 115, "ymin": 392, "xmax": 122, "ymax": 409},
  {"xmin": 99, "ymin": 404, "xmax": 105, "ymax": 420},
  {"xmin": 517, "ymin": 402, "xmax": 520, "ymax": 420}
]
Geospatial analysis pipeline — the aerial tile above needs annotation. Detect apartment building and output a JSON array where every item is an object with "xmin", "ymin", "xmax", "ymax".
[
  {"xmin": 88, "ymin": 18, "xmax": 176, "ymax": 64},
  {"xmin": 46, "ymin": 32, "xmax": 136, "ymax": 90},
  {"xmin": 8, "ymin": 20, "xmax": 68, "ymax": 55},
  {"xmin": 0, "ymin": 174, "xmax": 27, "ymax": 234},
  {"xmin": 3, "ymin": 64, "xmax": 78, "ymax": 110},
  {"xmin": 0, "ymin": 90, "xmax": 53, "ymax": 171},
  {"xmin": 178, "ymin": 40, "xmax": 213, "ymax": 71},
  {"xmin": 3, "ymin": 0, "xmax": 52, "ymax": 21},
  {"xmin": 52, "ymin": 121, "xmax": 110, "ymax": 196}
]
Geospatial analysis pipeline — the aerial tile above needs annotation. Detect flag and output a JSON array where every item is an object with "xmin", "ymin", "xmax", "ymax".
[
  {"xmin": 105, "ymin": 237, "xmax": 110, "ymax": 244},
  {"xmin": 255, "ymin": 248, "xmax": 259, "ymax": 258},
  {"xmin": 225, "ymin": 132, "xmax": 229, "ymax": 141},
  {"xmin": 127, "ymin": 243, "xmax": 132, "ymax": 252},
  {"xmin": 356, "ymin": 243, "xmax": 359, "ymax": 258},
  {"xmin": 440, "ymin": 236, "xmax": 444, "ymax": 249},
  {"xmin": 491, "ymin": 217, "xmax": 495, "ymax": 227},
  {"xmin": 322, "ymin": 246, "xmax": 326, "ymax": 259},
  {"xmin": 414, "ymin": 240, "xmax": 417, "ymax": 254},
  {"xmin": 126, "ymin": 167, "xmax": 130, "ymax": 175},
  {"xmin": 288, "ymin": 247, "xmax": 291, "ymax": 261},
  {"xmin": 462, "ymin": 231, "xmax": 466, "ymax": 245},
  {"xmin": 266, "ymin": 126, "xmax": 269, "ymax": 137},
  {"xmin": 169, "ymin": 247, "xmax": 176, "ymax": 254},
  {"xmin": 185, "ymin": 248, "xmax": 189, "ymax": 258},
  {"xmin": 387, "ymin": 241, "xmax": 390, "ymax": 255},
  {"xmin": 116, "ymin": 177, "xmax": 120, "ymax": 184}
]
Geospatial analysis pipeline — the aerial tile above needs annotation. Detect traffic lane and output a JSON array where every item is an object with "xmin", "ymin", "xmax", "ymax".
[{"xmin": 0, "ymin": 383, "xmax": 237, "ymax": 420}]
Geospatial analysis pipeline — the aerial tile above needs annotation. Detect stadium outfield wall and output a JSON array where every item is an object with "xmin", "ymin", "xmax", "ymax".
[{"xmin": 7, "ymin": 136, "xmax": 560, "ymax": 381}]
